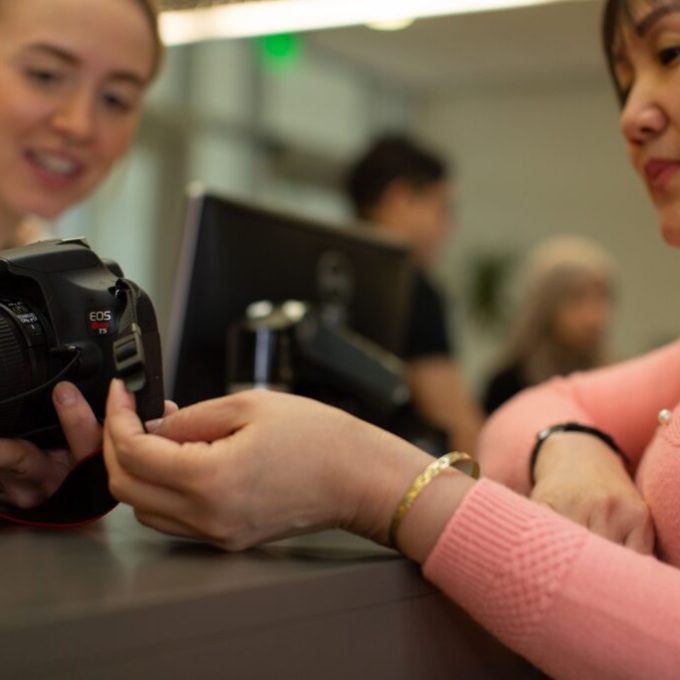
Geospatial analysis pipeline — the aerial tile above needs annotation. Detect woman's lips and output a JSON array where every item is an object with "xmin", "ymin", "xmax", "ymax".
[{"xmin": 644, "ymin": 158, "xmax": 680, "ymax": 193}]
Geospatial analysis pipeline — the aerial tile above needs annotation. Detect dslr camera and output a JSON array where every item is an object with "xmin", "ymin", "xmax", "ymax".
[{"xmin": 0, "ymin": 238, "xmax": 164, "ymax": 447}]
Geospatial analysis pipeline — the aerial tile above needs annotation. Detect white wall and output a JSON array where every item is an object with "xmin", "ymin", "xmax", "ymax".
[{"xmin": 416, "ymin": 75, "xmax": 680, "ymax": 389}]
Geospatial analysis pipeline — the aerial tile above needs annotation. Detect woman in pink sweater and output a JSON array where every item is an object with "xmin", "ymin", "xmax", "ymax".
[{"xmin": 102, "ymin": 0, "xmax": 680, "ymax": 677}]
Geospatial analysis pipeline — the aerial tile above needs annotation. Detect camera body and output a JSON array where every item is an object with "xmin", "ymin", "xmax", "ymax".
[{"xmin": 0, "ymin": 238, "xmax": 164, "ymax": 446}]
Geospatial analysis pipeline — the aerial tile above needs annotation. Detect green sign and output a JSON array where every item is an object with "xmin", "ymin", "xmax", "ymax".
[{"xmin": 256, "ymin": 33, "xmax": 302, "ymax": 69}]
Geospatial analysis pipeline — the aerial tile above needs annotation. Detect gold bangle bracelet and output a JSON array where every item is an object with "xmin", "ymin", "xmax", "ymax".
[{"xmin": 388, "ymin": 451, "xmax": 480, "ymax": 549}]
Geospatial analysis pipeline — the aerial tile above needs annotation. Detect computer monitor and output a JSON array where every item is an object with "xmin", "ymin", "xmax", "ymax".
[{"xmin": 165, "ymin": 190, "xmax": 415, "ymax": 408}]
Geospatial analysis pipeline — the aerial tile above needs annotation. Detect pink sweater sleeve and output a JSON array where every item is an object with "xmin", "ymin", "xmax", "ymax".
[
  {"xmin": 478, "ymin": 339, "xmax": 680, "ymax": 494},
  {"xmin": 423, "ymin": 480, "xmax": 680, "ymax": 679}
]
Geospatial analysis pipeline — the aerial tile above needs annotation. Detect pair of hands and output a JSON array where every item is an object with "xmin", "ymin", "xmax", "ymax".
[
  {"xmin": 2, "ymin": 380, "xmax": 653, "ymax": 557},
  {"xmin": 531, "ymin": 431, "xmax": 655, "ymax": 554},
  {"xmin": 1, "ymin": 378, "xmax": 469, "ymax": 560}
]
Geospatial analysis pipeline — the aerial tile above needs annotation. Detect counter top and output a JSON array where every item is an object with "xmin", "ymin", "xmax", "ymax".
[{"xmin": 1, "ymin": 505, "xmax": 541, "ymax": 679}]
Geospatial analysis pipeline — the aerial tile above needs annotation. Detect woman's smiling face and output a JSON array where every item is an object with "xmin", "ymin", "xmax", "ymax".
[
  {"xmin": 613, "ymin": 0, "xmax": 680, "ymax": 246},
  {"xmin": 0, "ymin": 0, "xmax": 156, "ymax": 224}
]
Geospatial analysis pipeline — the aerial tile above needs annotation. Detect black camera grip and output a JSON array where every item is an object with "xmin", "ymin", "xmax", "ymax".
[{"xmin": 0, "ymin": 451, "xmax": 116, "ymax": 527}]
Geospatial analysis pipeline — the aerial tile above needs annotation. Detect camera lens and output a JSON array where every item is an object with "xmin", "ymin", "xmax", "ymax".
[{"xmin": 0, "ymin": 301, "xmax": 50, "ymax": 436}]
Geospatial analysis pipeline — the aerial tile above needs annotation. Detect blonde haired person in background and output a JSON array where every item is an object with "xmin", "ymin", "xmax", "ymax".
[{"xmin": 482, "ymin": 235, "xmax": 616, "ymax": 414}]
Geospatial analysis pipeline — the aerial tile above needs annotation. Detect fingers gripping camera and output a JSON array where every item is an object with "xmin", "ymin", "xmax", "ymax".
[{"xmin": 0, "ymin": 238, "xmax": 164, "ymax": 447}]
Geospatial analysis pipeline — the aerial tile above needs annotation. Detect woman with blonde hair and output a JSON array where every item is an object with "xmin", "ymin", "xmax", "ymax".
[
  {"xmin": 483, "ymin": 235, "xmax": 616, "ymax": 413},
  {"xmin": 0, "ymin": 0, "xmax": 167, "ymax": 513}
]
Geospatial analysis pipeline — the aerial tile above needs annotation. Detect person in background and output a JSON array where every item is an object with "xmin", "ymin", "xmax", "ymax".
[
  {"xmin": 482, "ymin": 235, "xmax": 616, "ymax": 414},
  {"xmin": 0, "ymin": 0, "xmax": 167, "ymax": 510},
  {"xmin": 345, "ymin": 135, "xmax": 484, "ymax": 454},
  {"xmin": 103, "ymin": 0, "xmax": 680, "ymax": 674}
]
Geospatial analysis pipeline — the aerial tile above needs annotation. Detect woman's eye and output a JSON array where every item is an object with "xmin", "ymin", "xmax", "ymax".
[
  {"xmin": 658, "ymin": 45, "xmax": 680, "ymax": 65},
  {"xmin": 25, "ymin": 68, "xmax": 61, "ymax": 85},
  {"xmin": 101, "ymin": 92, "xmax": 132, "ymax": 113}
]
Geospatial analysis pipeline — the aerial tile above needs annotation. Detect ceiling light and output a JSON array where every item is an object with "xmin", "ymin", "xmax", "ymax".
[
  {"xmin": 367, "ymin": 18, "xmax": 416, "ymax": 31},
  {"xmin": 160, "ymin": 0, "xmax": 575, "ymax": 44}
]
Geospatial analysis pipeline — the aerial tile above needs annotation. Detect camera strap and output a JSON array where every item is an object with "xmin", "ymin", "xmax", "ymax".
[{"xmin": 113, "ymin": 279, "xmax": 148, "ymax": 393}]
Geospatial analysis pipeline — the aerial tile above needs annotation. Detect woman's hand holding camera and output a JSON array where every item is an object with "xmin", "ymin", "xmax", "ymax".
[
  {"xmin": 0, "ymin": 382, "xmax": 100, "ymax": 508},
  {"xmin": 0, "ymin": 382, "xmax": 176, "ymax": 510}
]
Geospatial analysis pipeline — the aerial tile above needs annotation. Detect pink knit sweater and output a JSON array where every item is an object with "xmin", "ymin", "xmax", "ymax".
[{"xmin": 423, "ymin": 339, "xmax": 680, "ymax": 678}]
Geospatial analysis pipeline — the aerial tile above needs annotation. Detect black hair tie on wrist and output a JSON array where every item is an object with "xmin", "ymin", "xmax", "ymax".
[{"xmin": 529, "ymin": 422, "xmax": 630, "ymax": 485}]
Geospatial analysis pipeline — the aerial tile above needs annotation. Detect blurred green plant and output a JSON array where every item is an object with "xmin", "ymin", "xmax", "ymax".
[{"xmin": 464, "ymin": 250, "xmax": 517, "ymax": 328}]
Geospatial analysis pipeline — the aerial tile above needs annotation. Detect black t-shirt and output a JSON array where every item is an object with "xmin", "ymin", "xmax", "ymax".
[
  {"xmin": 392, "ymin": 271, "xmax": 453, "ymax": 455},
  {"xmin": 403, "ymin": 271, "xmax": 454, "ymax": 360}
]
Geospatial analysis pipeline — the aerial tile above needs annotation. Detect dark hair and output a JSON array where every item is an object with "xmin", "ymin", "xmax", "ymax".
[
  {"xmin": 601, "ymin": 0, "xmax": 666, "ymax": 103},
  {"xmin": 345, "ymin": 134, "xmax": 450, "ymax": 218},
  {"xmin": 602, "ymin": 0, "xmax": 631, "ymax": 101}
]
